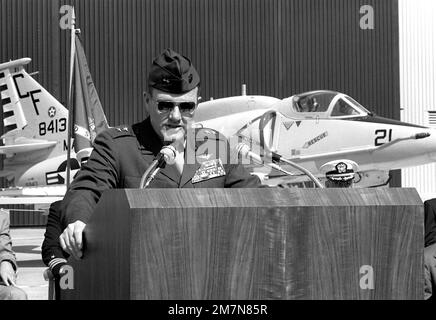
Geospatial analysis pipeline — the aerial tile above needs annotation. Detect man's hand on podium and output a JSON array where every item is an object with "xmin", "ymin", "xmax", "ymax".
[{"xmin": 59, "ymin": 221, "xmax": 86, "ymax": 260}]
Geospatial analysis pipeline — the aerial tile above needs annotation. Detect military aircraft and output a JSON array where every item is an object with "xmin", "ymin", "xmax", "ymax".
[
  {"xmin": 0, "ymin": 58, "xmax": 80, "ymax": 204},
  {"xmin": 195, "ymin": 90, "xmax": 436, "ymax": 188},
  {"xmin": 1, "ymin": 56, "xmax": 435, "ymax": 194},
  {"xmin": 0, "ymin": 17, "xmax": 106, "ymax": 206}
]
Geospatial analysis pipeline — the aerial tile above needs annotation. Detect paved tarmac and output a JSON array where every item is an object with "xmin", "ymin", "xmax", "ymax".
[{"xmin": 10, "ymin": 227, "xmax": 48, "ymax": 300}]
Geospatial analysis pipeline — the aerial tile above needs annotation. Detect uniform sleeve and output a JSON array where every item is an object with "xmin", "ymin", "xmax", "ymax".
[
  {"xmin": 0, "ymin": 211, "xmax": 17, "ymax": 271},
  {"xmin": 42, "ymin": 201, "xmax": 69, "ymax": 270},
  {"xmin": 61, "ymin": 129, "xmax": 120, "ymax": 227},
  {"xmin": 224, "ymin": 164, "xmax": 262, "ymax": 188}
]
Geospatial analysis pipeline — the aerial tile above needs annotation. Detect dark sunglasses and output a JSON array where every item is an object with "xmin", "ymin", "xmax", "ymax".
[{"xmin": 157, "ymin": 101, "xmax": 196, "ymax": 114}]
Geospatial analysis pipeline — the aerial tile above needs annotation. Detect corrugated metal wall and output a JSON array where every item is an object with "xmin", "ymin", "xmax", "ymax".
[
  {"xmin": 399, "ymin": 0, "xmax": 436, "ymax": 201},
  {"xmin": 1, "ymin": 0, "xmax": 401, "ymax": 224}
]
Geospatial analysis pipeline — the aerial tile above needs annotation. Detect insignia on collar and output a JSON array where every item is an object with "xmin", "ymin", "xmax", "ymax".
[{"xmin": 192, "ymin": 158, "xmax": 225, "ymax": 183}]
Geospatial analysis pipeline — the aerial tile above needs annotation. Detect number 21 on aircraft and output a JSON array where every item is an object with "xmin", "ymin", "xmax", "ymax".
[{"xmin": 39, "ymin": 118, "xmax": 67, "ymax": 136}]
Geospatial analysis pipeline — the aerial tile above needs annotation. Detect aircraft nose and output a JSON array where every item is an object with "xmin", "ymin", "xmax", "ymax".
[
  {"xmin": 426, "ymin": 129, "xmax": 436, "ymax": 162},
  {"xmin": 395, "ymin": 127, "xmax": 436, "ymax": 165}
]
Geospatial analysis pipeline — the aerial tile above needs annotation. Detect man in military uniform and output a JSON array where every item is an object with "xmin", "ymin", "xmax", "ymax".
[
  {"xmin": 424, "ymin": 199, "xmax": 436, "ymax": 300},
  {"xmin": 59, "ymin": 48, "xmax": 261, "ymax": 260},
  {"xmin": 319, "ymin": 159, "xmax": 358, "ymax": 188}
]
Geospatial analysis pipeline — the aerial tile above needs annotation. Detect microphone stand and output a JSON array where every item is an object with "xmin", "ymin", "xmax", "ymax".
[
  {"xmin": 273, "ymin": 156, "xmax": 324, "ymax": 189},
  {"xmin": 140, "ymin": 163, "xmax": 162, "ymax": 189}
]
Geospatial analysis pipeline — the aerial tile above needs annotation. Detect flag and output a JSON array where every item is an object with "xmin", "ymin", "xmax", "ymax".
[{"xmin": 72, "ymin": 35, "xmax": 108, "ymax": 158}]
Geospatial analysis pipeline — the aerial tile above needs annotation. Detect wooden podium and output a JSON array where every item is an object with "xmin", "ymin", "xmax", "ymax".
[{"xmin": 61, "ymin": 188, "xmax": 424, "ymax": 300}]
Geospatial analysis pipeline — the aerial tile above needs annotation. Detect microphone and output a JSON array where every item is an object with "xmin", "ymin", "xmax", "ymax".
[
  {"xmin": 140, "ymin": 145, "xmax": 177, "ymax": 188},
  {"xmin": 236, "ymin": 143, "xmax": 282, "ymax": 164},
  {"xmin": 236, "ymin": 143, "xmax": 324, "ymax": 188}
]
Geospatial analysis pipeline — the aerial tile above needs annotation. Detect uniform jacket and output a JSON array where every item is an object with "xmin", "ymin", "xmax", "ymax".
[
  {"xmin": 61, "ymin": 118, "xmax": 261, "ymax": 227},
  {"xmin": 0, "ymin": 209, "xmax": 17, "ymax": 271}
]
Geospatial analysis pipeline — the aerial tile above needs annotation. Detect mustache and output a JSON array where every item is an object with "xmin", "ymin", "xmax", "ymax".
[{"xmin": 164, "ymin": 123, "xmax": 184, "ymax": 128}]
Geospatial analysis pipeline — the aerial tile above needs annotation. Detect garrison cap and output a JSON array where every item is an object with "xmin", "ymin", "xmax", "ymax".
[
  {"xmin": 319, "ymin": 159, "xmax": 358, "ymax": 182},
  {"xmin": 148, "ymin": 48, "xmax": 200, "ymax": 94}
]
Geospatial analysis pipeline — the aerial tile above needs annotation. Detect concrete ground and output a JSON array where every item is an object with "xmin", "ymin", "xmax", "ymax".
[{"xmin": 9, "ymin": 227, "xmax": 48, "ymax": 300}]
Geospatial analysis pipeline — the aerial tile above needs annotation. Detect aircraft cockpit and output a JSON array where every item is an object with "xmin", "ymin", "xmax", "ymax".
[
  {"xmin": 293, "ymin": 92, "xmax": 334, "ymax": 113},
  {"xmin": 276, "ymin": 90, "xmax": 371, "ymax": 120}
]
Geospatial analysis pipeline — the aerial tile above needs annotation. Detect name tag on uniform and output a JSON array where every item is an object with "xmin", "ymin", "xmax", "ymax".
[{"xmin": 192, "ymin": 159, "xmax": 226, "ymax": 183}]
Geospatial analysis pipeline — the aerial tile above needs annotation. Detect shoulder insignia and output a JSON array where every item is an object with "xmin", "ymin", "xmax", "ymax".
[
  {"xmin": 195, "ymin": 127, "xmax": 226, "ymax": 141},
  {"xmin": 194, "ymin": 127, "xmax": 229, "ymax": 158}
]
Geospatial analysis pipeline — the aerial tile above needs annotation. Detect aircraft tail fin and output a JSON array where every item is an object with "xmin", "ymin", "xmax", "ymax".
[
  {"xmin": 73, "ymin": 35, "xmax": 109, "ymax": 162},
  {"xmin": 0, "ymin": 58, "xmax": 30, "ymax": 135}
]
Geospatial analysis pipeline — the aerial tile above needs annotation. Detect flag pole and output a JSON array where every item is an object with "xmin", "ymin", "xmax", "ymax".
[{"xmin": 66, "ymin": 7, "xmax": 76, "ymax": 188}]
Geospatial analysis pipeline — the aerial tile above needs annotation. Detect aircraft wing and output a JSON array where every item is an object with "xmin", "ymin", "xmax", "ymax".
[{"xmin": 0, "ymin": 169, "xmax": 15, "ymax": 178}]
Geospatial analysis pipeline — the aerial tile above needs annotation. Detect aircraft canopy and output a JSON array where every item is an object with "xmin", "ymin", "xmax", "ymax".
[{"xmin": 276, "ymin": 91, "xmax": 371, "ymax": 119}]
